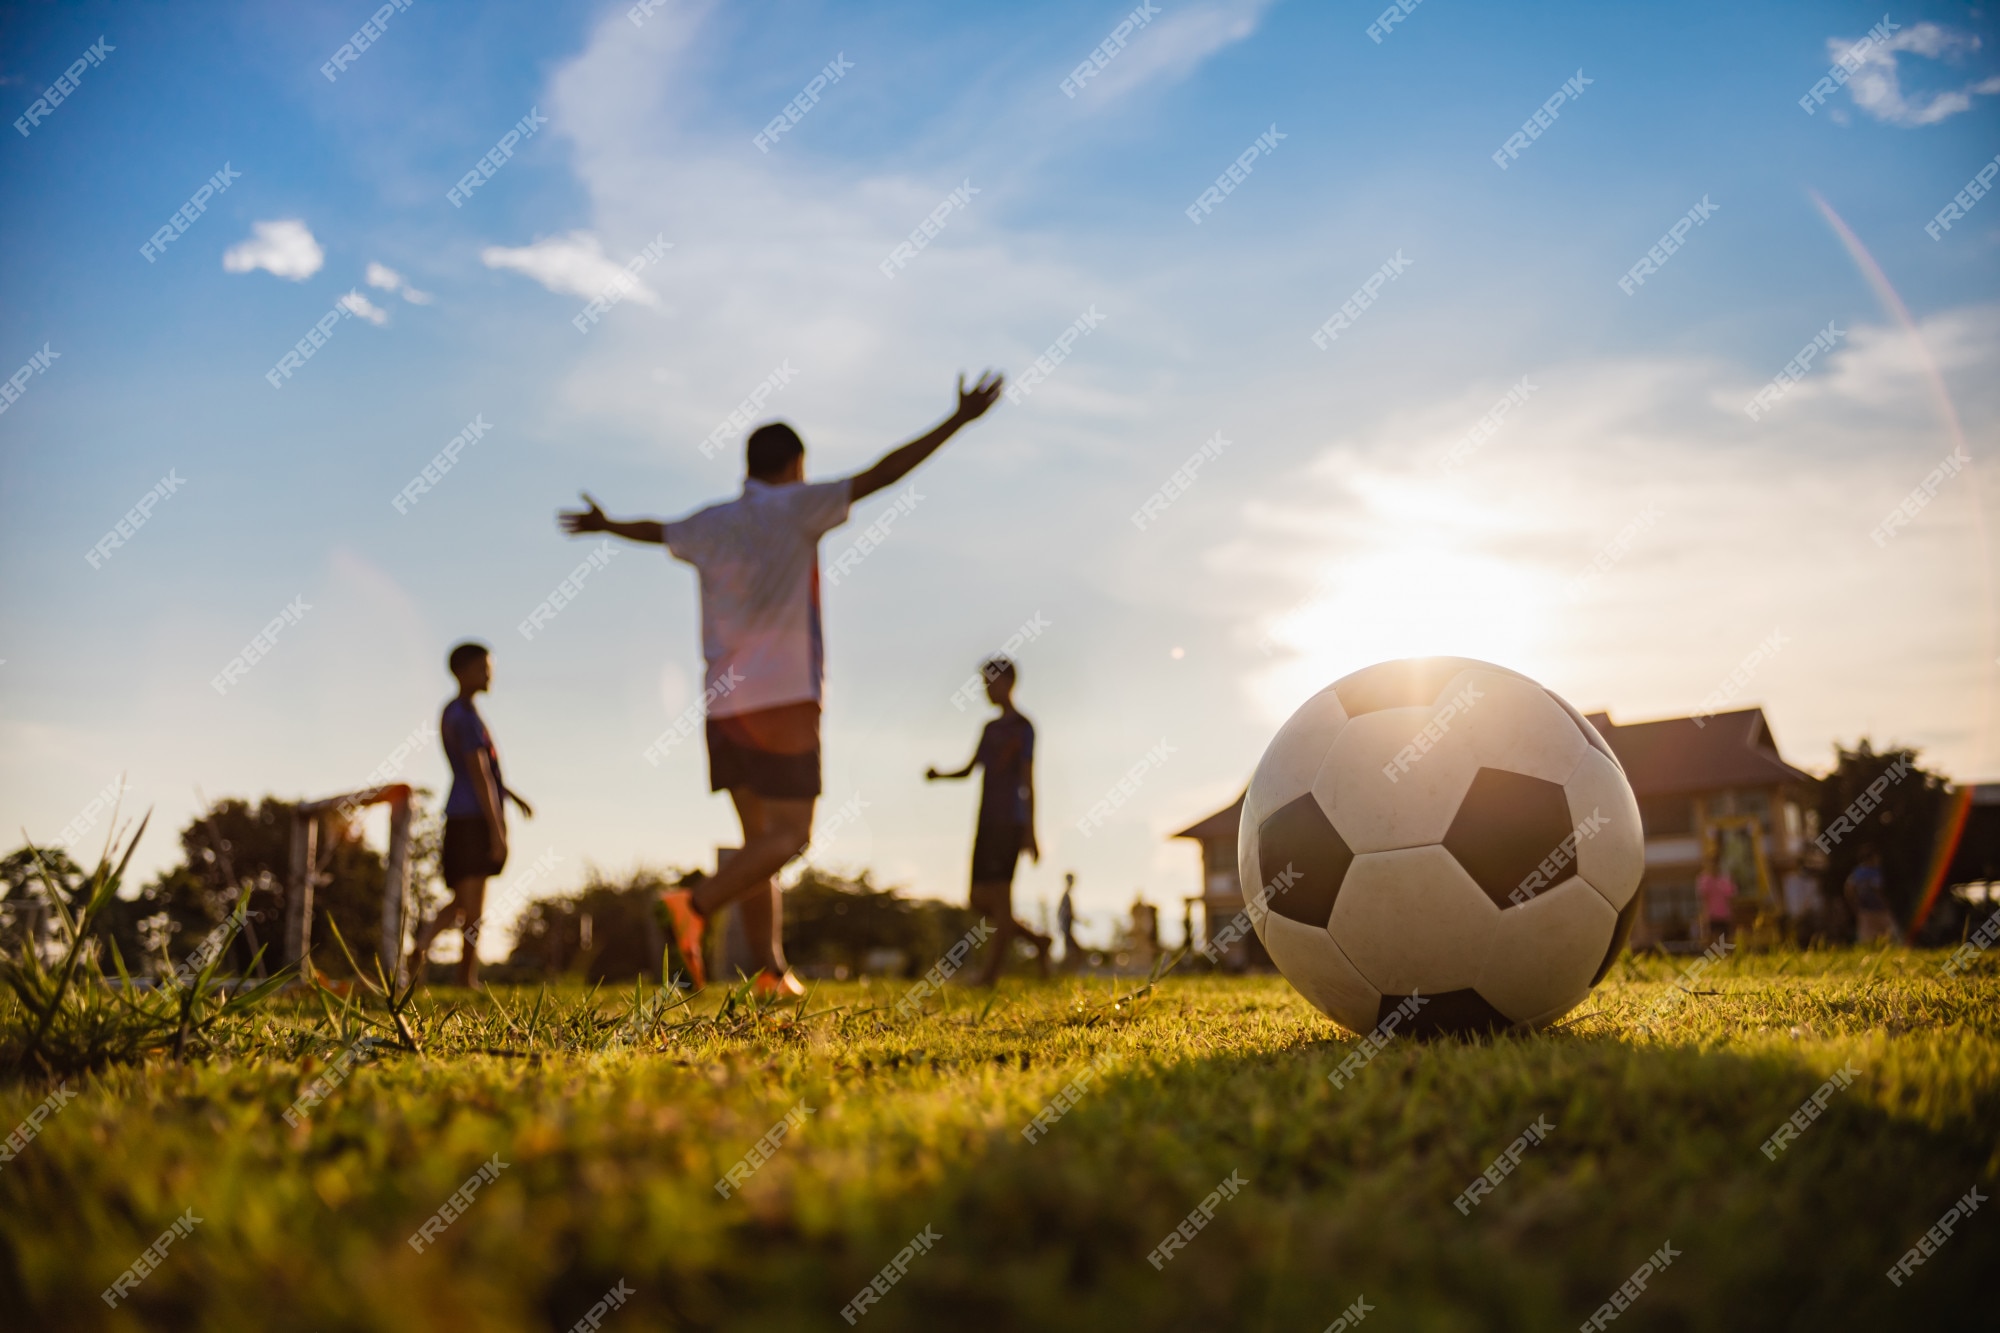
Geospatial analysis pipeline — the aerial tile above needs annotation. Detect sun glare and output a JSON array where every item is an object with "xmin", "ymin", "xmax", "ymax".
[{"xmin": 1249, "ymin": 476, "xmax": 1552, "ymax": 722}]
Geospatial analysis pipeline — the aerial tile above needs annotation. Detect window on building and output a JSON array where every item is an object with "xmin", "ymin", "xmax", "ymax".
[{"xmin": 1645, "ymin": 875, "xmax": 1698, "ymax": 929}]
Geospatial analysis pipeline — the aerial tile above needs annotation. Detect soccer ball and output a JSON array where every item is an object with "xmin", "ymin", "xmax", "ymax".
[{"xmin": 1240, "ymin": 657, "xmax": 1644, "ymax": 1036}]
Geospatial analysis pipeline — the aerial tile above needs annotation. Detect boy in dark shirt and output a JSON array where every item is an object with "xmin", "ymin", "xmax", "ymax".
[
  {"xmin": 411, "ymin": 641, "xmax": 533, "ymax": 988},
  {"xmin": 926, "ymin": 656, "xmax": 1051, "ymax": 983}
]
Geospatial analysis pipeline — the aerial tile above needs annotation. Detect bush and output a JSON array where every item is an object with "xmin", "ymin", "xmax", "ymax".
[
  {"xmin": 782, "ymin": 867, "xmax": 982, "ymax": 978},
  {"xmin": 496, "ymin": 866, "xmax": 986, "ymax": 984},
  {"xmin": 0, "ymin": 819, "xmax": 285, "ymax": 1079},
  {"xmin": 503, "ymin": 868, "xmax": 682, "ymax": 983}
]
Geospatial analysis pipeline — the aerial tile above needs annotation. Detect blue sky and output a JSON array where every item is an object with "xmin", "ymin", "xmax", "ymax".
[{"xmin": 3, "ymin": 0, "xmax": 1998, "ymax": 952}]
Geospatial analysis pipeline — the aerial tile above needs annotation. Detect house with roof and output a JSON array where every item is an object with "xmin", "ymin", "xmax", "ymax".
[
  {"xmin": 1171, "ymin": 704, "xmax": 1820, "ymax": 961},
  {"xmin": 1582, "ymin": 707, "xmax": 1818, "ymax": 950},
  {"xmin": 1171, "ymin": 797, "xmax": 1265, "ymax": 970}
]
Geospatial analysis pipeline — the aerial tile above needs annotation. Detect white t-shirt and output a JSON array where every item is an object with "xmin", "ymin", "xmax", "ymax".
[{"xmin": 664, "ymin": 477, "xmax": 852, "ymax": 718}]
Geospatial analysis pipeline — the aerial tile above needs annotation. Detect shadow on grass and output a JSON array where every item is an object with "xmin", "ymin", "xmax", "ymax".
[{"xmin": 696, "ymin": 1020, "xmax": 1997, "ymax": 1333}]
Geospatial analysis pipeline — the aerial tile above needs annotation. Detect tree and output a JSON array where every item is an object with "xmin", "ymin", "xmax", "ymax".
[
  {"xmin": 125, "ymin": 793, "xmax": 440, "ymax": 979},
  {"xmin": 0, "ymin": 846, "xmax": 86, "ymax": 958},
  {"xmin": 1815, "ymin": 740, "xmax": 1951, "ymax": 931},
  {"xmin": 503, "ymin": 866, "xmax": 679, "ymax": 982},
  {"xmin": 782, "ymin": 867, "xmax": 983, "ymax": 978}
]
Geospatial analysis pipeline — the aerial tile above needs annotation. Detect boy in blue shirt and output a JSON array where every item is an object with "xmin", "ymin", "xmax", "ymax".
[
  {"xmin": 411, "ymin": 641, "xmax": 533, "ymax": 988},
  {"xmin": 926, "ymin": 656, "xmax": 1050, "ymax": 983}
]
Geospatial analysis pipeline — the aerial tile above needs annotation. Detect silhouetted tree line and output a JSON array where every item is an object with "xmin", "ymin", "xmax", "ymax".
[{"xmin": 493, "ymin": 865, "xmax": 985, "ymax": 984}]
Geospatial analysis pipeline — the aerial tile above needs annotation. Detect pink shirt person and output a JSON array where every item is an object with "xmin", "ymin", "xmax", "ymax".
[{"xmin": 1698, "ymin": 869, "xmax": 1737, "ymax": 923}]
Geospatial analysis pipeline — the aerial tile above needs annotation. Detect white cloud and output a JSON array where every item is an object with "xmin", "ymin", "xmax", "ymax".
[
  {"xmin": 533, "ymin": 7, "xmax": 1156, "ymax": 458},
  {"xmin": 337, "ymin": 290, "xmax": 389, "ymax": 326},
  {"xmin": 366, "ymin": 261, "xmax": 433, "ymax": 305},
  {"xmin": 1834, "ymin": 22, "xmax": 2000, "ymax": 127},
  {"xmin": 480, "ymin": 232, "xmax": 659, "ymax": 306},
  {"xmin": 1075, "ymin": 0, "xmax": 1275, "ymax": 105},
  {"xmin": 1231, "ymin": 306, "xmax": 1999, "ymax": 775},
  {"xmin": 221, "ymin": 219, "xmax": 324, "ymax": 281}
]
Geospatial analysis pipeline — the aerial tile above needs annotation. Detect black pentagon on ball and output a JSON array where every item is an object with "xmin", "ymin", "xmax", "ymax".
[
  {"xmin": 1373, "ymin": 988, "xmax": 1513, "ymax": 1038},
  {"xmin": 1256, "ymin": 794, "xmax": 1354, "ymax": 929},
  {"xmin": 1591, "ymin": 892, "xmax": 1642, "ymax": 987},
  {"xmin": 1442, "ymin": 766, "xmax": 1579, "ymax": 911}
]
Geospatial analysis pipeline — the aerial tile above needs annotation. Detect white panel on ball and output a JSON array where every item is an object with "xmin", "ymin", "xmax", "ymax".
[
  {"xmin": 1565, "ymin": 749, "xmax": 1647, "ymax": 911},
  {"xmin": 1316, "ymin": 705, "xmax": 1480, "ymax": 854},
  {"xmin": 1475, "ymin": 875, "xmax": 1615, "ymax": 1025},
  {"xmin": 1328, "ymin": 845, "xmax": 1497, "ymax": 995},
  {"xmin": 1237, "ymin": 809, "xmax": 1265, "ymax": 945},
  {"xmin": 1449, "ymin": 669, "xmax": 1588, "ymax": 786},
  {"xmin": 1259, "ymin": 912, "xmax": 1382, "ymax": 1034},
  {"xmin": 1248, "ymin": 685, "xmax": 1349, "ymax": 815}
]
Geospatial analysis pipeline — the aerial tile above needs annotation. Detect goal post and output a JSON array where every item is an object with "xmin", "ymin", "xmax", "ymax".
[{"xmin": 284, "ymin": 783, "xmax": 415, "ymax": 984}]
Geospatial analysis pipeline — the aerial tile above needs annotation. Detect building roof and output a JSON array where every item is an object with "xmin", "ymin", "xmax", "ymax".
[
  {"xmin": 1581, "ymin": 707, "xmax": 1815, "ymax": 798},
  {"xmin": 1173, "ymin": 792, "xmax": 1244, "ymax": 841}
]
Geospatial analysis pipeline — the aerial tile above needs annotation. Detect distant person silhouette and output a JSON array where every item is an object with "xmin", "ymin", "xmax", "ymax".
[
  {"xmin": 411, "ymin": 642, "xmax": 533, "ymax": 989},
  {"xmin": 1697, "ymin": 853, "xmax": 1737, "ymax": 950},
  {"xmin": 926, "ymin": 655, "xmax": 1051, "ymax": 984},
  {"xmin": 560, "ymin": 371, "xmax": 1005, "ymax": 994},
  {"xmin": 1058, "ymin": 871, "xmax": 1082, "ymax": 970},
  {"xmin": 1846, "ymin": 848, "xmax": 1898, "ymax": 945}
]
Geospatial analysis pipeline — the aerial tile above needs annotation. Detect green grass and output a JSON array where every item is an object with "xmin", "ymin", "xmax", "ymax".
[{"xmin": 2, "ymin": 949, "xmax": 1996, "ymax": 1331}]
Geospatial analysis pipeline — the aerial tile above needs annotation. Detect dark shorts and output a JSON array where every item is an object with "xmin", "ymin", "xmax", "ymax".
[
  {"xmin": 971, "ymin": 821, "xmax": 1025, "ymax": 887},
  {"xmin": 706, "ymin": 703, "xmax": 822, "ymax": 800},
  {"xmin": 442, "ymin": 816, "xmax": 507, "ymax": 883}
]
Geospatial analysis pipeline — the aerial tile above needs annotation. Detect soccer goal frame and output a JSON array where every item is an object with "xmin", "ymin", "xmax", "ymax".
[{"xmin": 284, "ymin": 783, "xmax": 416, "ymax": 985}]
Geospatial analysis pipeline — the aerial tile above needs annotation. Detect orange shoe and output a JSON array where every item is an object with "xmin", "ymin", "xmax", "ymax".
[
  {"xmin": 659, "ymin": 889, "xmax": 708, "ymax": 990},
  {"xmin": 752, "ymin": 969, "xmax": 806, "ymax": 999}
]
